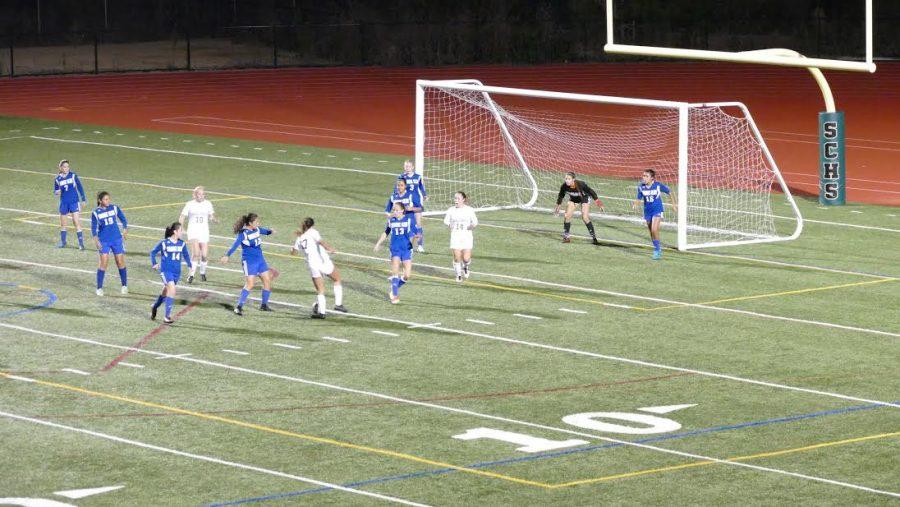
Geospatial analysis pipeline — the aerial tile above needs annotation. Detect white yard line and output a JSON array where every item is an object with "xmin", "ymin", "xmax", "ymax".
[
  {"xmin": 321, "ymin": 336, "xmax": 350, "ymax": 343},
  {"xmin": 2, "ymin": 325, "xmax": 897, "ymax": 498},
  {"xmin": 2, "ymin": 160, "xmax": 897, "ymax": 281},
  {"xmin": 513, "ymin": 313, "xmax": 543, "ymax": 320},
  {"xmin": 12, "ymin": 136, "xmax": 899, "ymax": 235},
  {"xmin": 371, "ymin": 330, "xmax": 400, "ymax": 337},
  {"xmin": 0, "ymin": 408, "xmax": 428, "ymax": 506},
  {"xmin": 61, "ymin": 368, "xmax": 91, "ymax": 376},
  {"xmin": 2, "ymin": 215, "xmax": 898, "ymax": 339},
  {"xmin": 465, "ymin": 319, "xmax": 495, "ymax": 325},
  {"xmin": 155, "ymin": 353, "xmax": 192, "ymax": 360},
  {"xmin": 407, "ymin": 322, "xmax": 441, "ymax": 329},
  {"xmin": 117, "ymin": 362, "xmax": 144, "ymax": 369},
  {"xmin": 0, "ymin": 260, "xmax": 897, "ymax": 411},
  {"xmin": 222, "ymin": 349, "xmax": 250, "ymax": 356},
  {"xmin": 559, "ymin": 308, "xmax": 587, "ymax": 314},
  {"xmin": 272, "ymin": 343, "xmax": 303, "ymax": 350}
]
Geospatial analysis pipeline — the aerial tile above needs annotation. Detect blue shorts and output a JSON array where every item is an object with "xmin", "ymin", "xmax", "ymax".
[
  {"xmin": 242, "ymin": 258, "xmax": 269, "ymax": 276},
  {"xmin": 59, "ymin": 201, "xmax": 81, "ymax": 215},
  {"xmin": 390, "ymin": 247, "xmax": 412, "ymax": 262},
  {"xmin": 160, "ymin": 270, "xmax": 180, "ymax": 285},
  {"xmin": 645, "ymin": 212, "xmax": 663, "ymax": 223},
  {"xmin": 99, "ymin": 238, "xmax": 125, "ymax": 255}
]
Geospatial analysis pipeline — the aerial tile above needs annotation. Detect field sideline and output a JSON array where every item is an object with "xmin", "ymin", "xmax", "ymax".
[{"xmin": 0, "ymin": 115, "xmax": 898, "ymax": 505}]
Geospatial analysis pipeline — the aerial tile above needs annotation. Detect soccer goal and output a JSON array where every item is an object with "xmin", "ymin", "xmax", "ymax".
[{"xmin": 415, "ymin": 79, "xmax": 803, "ymax": 251}]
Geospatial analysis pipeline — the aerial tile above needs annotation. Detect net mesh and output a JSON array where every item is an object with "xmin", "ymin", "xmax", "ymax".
[{"xmin": 421, "ymin": 85, "xmax": 790, "ymax": 248}]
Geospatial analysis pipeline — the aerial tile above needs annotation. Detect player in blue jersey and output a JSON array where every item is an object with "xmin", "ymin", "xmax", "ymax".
[
  {"xmin": 632, "ymin": 169, "xmax": 678, "ymax": 260},
  {"xmin": 399, "ymin": 160, "xmax": 428, "ymax": 252},
  {"xmin": 374, "ymin": 203, "xmax": 415, "ymax": 304},
  {"xmin": 220, "ymin": 212, "xmax": 275, "ymax": 315},
  {"xmin": 53, "ymin": 159, "xmax": 87, "ymax": 249},
  {"xmin": 90, "ymin": 191, "xmax": 129, "ymax": 296},
  {"xmin": 150, "ymin": 222, "xmax": 192, "ymax": 324}
]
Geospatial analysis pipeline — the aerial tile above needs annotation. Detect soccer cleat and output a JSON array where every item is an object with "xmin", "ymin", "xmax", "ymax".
[
  {"xmin": 233, "ymin": 305, "xmax": 243, "ymax": 316},
  {"xmin": 121, "ymin": 286, "xmax": 128, "ymax": 295},
  {"xmin": 652, "ymin": 250, "xmax": 662, "ymax": 260},
  {"xmin": 96, "ymin": 288, "xmax": 104, "ymax": 296},
  {"xmin": 463, "ymin": 265, "xmax": 470, "ymax": 279},
  {"xmin": 333, "ymin": 305, "xmax": 348, "ymax": 313},
  {"xmin": 56, "ymin": 242, "xmax": 66, "ymax": 248},
  {"xmin": 259, "ymin": 304, "xmax": 273, "ymax": 312},
  {"xmin": 416, "ymin": 245, "xmax": 425, "ymax": 253},
  {"xmin": 390, "ymin": 295, "xmax": 400, "ymax": 304},
  {"xmin": 163, "ymin": 317, "xmax": 174, "ymax": 324},
  {"xmin": 201, "ymin": 274, "xmax": 207, "ymax": 282},
  {"xmin": 592, "ymin": 238, "xmax": 601, "ymax": 246},
  {"xmin": 78, "ymin": 244, "xmax": 85, "ymax": 251},
  {"xmin": 150, "ymin": 306, "xmax": 158, "ymax": 320},
  {"xmin": 311, "ymin": 312, "xmax": 326, "ymax": 319},
  {"xmin": 562, "ymin": 236, "xmax": 571, "ymax": 243},
  {"xmin": 187, "ymin": 275, "xmax": 194, "ymax": 284}
]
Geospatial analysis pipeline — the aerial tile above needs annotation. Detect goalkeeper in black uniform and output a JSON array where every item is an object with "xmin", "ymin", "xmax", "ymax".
[{"xmin": 554, "ymin": 172, "xmax": 604, "ymax": 245}]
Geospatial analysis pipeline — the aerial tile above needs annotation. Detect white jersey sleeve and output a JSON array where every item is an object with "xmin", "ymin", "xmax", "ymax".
[{"xmin": 180, "ymin": 202, "xmax": 190, "ymax": 218}]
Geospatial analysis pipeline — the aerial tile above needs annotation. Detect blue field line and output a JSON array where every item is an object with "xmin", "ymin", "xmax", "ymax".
[
  {"xmin": 0, "ymin": 282, "xmax": 57, "ymax": 318},
  {"xmin": 207, "ymin": 399, "xmax": 896, "ymax": 506}
]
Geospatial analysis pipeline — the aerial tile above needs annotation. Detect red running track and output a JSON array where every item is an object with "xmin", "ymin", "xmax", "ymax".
[{"xmin": 0, "ymin": 62, "xmax": 897, "ymax": 205}]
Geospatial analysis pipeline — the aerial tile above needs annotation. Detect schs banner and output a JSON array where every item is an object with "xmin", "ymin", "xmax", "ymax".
[{"xmin": 819, "ymin": 111, "xmax": 846, "ymax": 205}]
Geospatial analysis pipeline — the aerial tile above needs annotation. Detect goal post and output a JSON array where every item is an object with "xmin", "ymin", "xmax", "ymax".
[{"xmin": 415, "ymin": 79, "xmax": 803, "ymax": 251}]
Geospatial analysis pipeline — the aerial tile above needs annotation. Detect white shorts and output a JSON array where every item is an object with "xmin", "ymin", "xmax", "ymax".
[
  {"xmin": 450, "ymin": 231, "xmax": 474, "ymax": 250},
  {"xmin": 187, "ymin": 227, "xmax": 210, "ymax": 243},
  {"xmin": 307, "ymin": 259, "xmax": 335, "ymax": 279}
]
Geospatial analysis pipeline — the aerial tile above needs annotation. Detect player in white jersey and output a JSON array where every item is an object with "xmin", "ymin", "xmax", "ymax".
[
  {"xmin": 291, "ymin": 217, "xmax": 346, "ymax": 318},
  {"xmin": 179, "ymin": 186, "xmax": 217, "ymax": 283},
  {"xmin": 443, "ymin": 191, "xmax": 478, "ymax": 282}
]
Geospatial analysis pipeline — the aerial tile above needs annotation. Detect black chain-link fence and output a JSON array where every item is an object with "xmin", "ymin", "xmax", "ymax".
[{"xmin": 1, "ymin": 0, "xmax": 897, "ymax": 77}]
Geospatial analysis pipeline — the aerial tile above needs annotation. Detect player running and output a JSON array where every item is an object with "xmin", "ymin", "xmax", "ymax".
[
  {"xmin": 398, "ymin": 160, "xmax": 428, "ymax": 252},
  {"xmin": 220, "ymin": 213, "xmax": 275, "ymax": 315},
  {"xmin": 443, "ymin": 191, "xmax": 478, "ymax": 282},
  {"xmin": 150, "ymin": 222, "xmax": 192, "ymax": 324},
  {"xmin": 91, "ymin": 191, "xmax": 129, "ymax": 296},
  {"xmin": 53, "ymin": 159, "xmax": 87, "ymax": 249},
  {"xmin": 554, "ymin": 172, "xmax": 603, "ymax": 245},
  {"xmin": 374, "ymin": 203, "xmax": 415, "ymax": 304},
  {"xmin": 179, "ymin": 186, "xmax": 217, "ymax": 283},
  {"xmin": 385, "ymin": 177, "xmax": 422, "ymax": 247},
  {"xmin": 633, "ymin": 169, "xmax": 677, "ymax": 260},
  {"xmin": 291, "ymin": 217, "xmax": 346, "ymax": 319}
]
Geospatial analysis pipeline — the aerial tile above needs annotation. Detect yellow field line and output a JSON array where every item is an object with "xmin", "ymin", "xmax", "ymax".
[
  {"xmin": 644, "ymin": 278, "xmax": 896, "ymax": 311},
  {"xmin": 549, "ymin": 430, "xmax": 900, "ymax": 488},
  {"xmin": 0, "ymin": 372, "xmax": 552, "ymax": 488}
]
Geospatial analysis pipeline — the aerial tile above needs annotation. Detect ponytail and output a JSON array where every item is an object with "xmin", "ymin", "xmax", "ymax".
[
  {"xmin": 233, "ymin": 213, "xmax": 257, "ymax": 234},
  {"xmin": 96, "ymin": 191, "xmax": 109, "ymax": 206},
  {"xmin": 164, "ymin": 222, "xmax": 181, "ymax": 238}
]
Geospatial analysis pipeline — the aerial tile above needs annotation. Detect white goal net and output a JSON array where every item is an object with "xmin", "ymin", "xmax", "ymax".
[{"xmin": 416, "ymin": 79, "xmax": 803, "ymax": 250}]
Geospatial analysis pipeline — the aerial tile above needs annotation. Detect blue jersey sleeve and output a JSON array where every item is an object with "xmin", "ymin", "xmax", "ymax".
[
  {"xmin": 74, "ymin": 174, "xmax": 86, "ymax": 202},
  {"xmin": 91, "ymin": 211, "xmax": 99, "ymax": 237},
  {"xmin": 53, "ymin": 177, "xmax": 60, "ymax": 195},
  {"xmin": 259, "ymin": 227, "xmax": 272, "ymax": 236},
  {"xmin": 226, "ymin": 233, "xmax": 242, "ymax": 257},
  {"xmin": 418, "ymin": 176, "xmax": 427, "ymax": 197},
  {"xmin": 182, "ymin": 243, "xmax": 192, "ymax": 268},
  {"xmin": 636, "ymin": 185, "xmax": 642, "ymax": 200},
  {"xmin": 150, "ymin": 241, "xmax": 163, "ymax": 265},
  {"xmin": 659, "ymin": 183, "xmax": 671, "ymax": 195},
  {"xmin": 385, "ymin": 196, "xmax": 394, "ymax": 213},
  {"xmin": 116, "ymin": 206, "xmax": 128, "ymax": 230}
]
